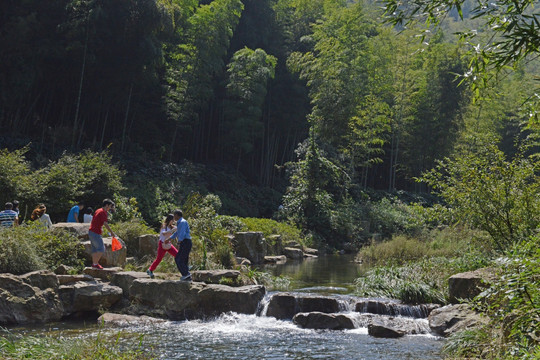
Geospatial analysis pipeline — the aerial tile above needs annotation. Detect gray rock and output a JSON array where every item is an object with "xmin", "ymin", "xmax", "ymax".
[
  {"xmin": 97, "ymin": 312, "xmax": 166, "ymax": 326},
  {"xmin": 57, "ymin": 274, "xmax": 94, "ymax": 285},
  {"xmin": 293, "ymin": 312, "xmax": 356, "ymax": 330},
  {"xmin": 266, "ymin": 293, "xmax": 341, "ymax": 320},
  {"xmin": 264, "ymin": 255, "xmax": 287, "ymax": 264},
  {"xmin": 54, "ymin": 264, "xmax": 74, "ymax": 275},
  {"xmin": 0, "ymin": 273, "xmax": 64, "ymax": 324},
  {"xmin": 235, "ymin": 256, "xmax": 251, "ymax": 266},
  {"xmin": 81, "ymin": 237, "xmax": 127, "ymax": 267},
  {"xmin": 233, "ymin": 232, "xmax": 266, "ymax": 264},
  {"xmin": 59, "ymin": 281, "xmax": 123, "ymax": 314},
  {"xmin": 283, "ymin": 241, "xmax": 301, "ymax": 249},
  {"xmin": 368, "ymin": 319, "xmax": 406, "ymax": 338},
  {"xmin": 428, "ymin": 304, "xmax": 488, "ymax": 337},
  {"xmin": 20, "ymin": 270, "xmax": 59, "ymax": 290},
  {"xmin": 192, "ymin": 270, "xmax": 241, "ymax": 285},
  {"xmin": 52, "ymin": 222, "xmax": 90, "ymax": 240},
  {"xmin": 138, "ymin": 234, "xmax": 160, "ymax": 257},
  {"xmin": 355, "ymin": 299, "xmax": 438, "ymax": 318},
  {"xmin": 110, "ymin": 271, "xmax": 152, "ymax": 297},
  {"xmin": 265, "ymin": 234, "xmax": 283, "ymax": 255},
  {"xmin": 449, "ymin": 267, "xmax": 497, "ymax": 303},
  {"xmin": 303, "ymin": 248, "xmax": 319, "ymax": 256},
  {"xmin": 128, "ymin": 279, "xmax": 265, "ymax": 320},
  {"xmin": 83, "ymin": 267, "xmax": 123, "ymax": 281},
  {"xmin": 283, "ymin": 247, "xmax": 303, "ymax": 260}
]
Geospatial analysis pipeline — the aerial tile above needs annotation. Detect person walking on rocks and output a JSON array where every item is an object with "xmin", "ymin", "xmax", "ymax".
[
  {"xmin": 88, "ymin": 199, "xmax": 116, "ymax": 269},
  {"xmin": 146, "ymin": 214, "xmax": 179, "ymax": 279},
  {"xmin": 166, "ymin": 209, "xmax": 192, "ymax": 281}
]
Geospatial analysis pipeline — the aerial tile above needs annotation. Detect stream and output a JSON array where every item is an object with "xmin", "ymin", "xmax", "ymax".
[{"xmin": 7, "ymin": 255, "xmax": 444, "ymax": 359}]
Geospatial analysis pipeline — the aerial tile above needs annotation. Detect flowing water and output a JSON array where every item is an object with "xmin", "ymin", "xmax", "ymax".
[{"xmin": 8, "ymin": 255, "xmax": 444, "ymax": 359}]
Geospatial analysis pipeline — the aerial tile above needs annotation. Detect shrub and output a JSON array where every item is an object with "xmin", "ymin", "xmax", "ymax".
[
  {"xmin": 110, "ymin": 220, "xmax": 156, "ymax": 257},
  {"xmin": 357, "ymin": 226, "xmax": 492, "ymax": 265},
  {"xmin": 0, "ymin": 224, "xmax": 86, "ymax": 274},
  {"xmin": 111, "ymin": 194, "xmax": 143, "ymax": 223},
  {"xmin": 422, "ymin": 139, "xmax": 540, "ymax": 253},
  {"xmin": 35, "ymin": 150, "xmax": 124, "ymax": 220},
  {"xmin": 239, "ymin": 217, "xmax": 303, "ymax": 247},
  {"xmin": 367, "ymin": 197, "xmax": 425, "ymax": 239},
  {"xmin": 0, "ymin": 227, "xmax": 44, "ymax": 274},
  {"xmin": 35, "ymin": 228, "xmax": 85, "ymax": 270},
  {"xmin": 0, "ymin": 147, "xmax": 35, "ymax": 209},
  {"xmin": 464, "ymin": 235, "xmax": 540, "ymax": 359}
]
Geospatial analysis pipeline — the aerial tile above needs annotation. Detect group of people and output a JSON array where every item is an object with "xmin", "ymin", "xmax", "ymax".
[
  {"xmin": 83, "ymin": 199, "xmax": 192, "ymax": 281},
  {"xmin": 0, "ymin": 197, "xmax": 193, "ymax": 281},
  {"xmin": 146, "ymin": 209, "xmax": 193, "ymax": 281},
  {"xmin": 67, "ymin": 202, "xmax": 94, "ymax": 223},
  {"xmin": 0, "ymin": 200, "xmax": 89, "ymax": 230}
]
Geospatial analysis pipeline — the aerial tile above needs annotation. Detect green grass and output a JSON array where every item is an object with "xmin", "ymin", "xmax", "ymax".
[
  {"xmin": 354, "ymin": 254, "xmax": 492, "ymax": 304},
  {"xmin": 0, "ymin": 329, "xmax": 153, "ymax": 360},
  {"xmin": 356, "ymin": 226, "xmax": 492, "ymax": 265}
]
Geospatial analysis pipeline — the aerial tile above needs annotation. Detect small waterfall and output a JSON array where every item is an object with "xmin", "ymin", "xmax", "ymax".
[
  {"xmin": 257, "ymin": 292, "xmax": 273, "ymax": 316},
  {"xmin": 355, "ymin": 299, "xmax": 433, "ymax": 318},
  {"xmin": 337, "ymin": 296, "xmax": 357, "ymax": 312}
]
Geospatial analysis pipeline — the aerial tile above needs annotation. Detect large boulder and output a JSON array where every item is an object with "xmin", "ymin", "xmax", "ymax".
[
  {"xmin": 293, "ymin": 312, "xmax": 356, "ymax": 330},
  {"xmin": 233, "ymin": 232, "xmax": 266, "ymax": 264},
  {"xmin": 82, "ymin": 237, "xmax": 127, "ymax": 267},
  {"xmin": 428, "ymin": 304, "xmax": 488, "ymax": 337},
  {"xmin": 265, "ymin": 235, "xmax": 283, "ymax": 255},
  {"xmin": 138, "ymin": 234, "xmax": 160, "ymax": 257},
  {"xmin": 265, "ymin": 293, "xmax": 341, "ymax": 320},
  {"xmin": 368, "ymin": 319, "xmax": 406, "ymax": 338},
  {"xmin": 355, "ymin": 299, "xmax": 438, "ymax": 318},
  {"xmin": 0, "ymin": 272, "xmax": 64, "ymax": 324},
  {"xmin": 110, "ymin": 271, "xmax": 150, "ymax": 297},
  {"xmin": 128, "ymin": 279, "xmax": 265, "ymax": 320},
  {"xmin": 283, "ymin": 247, "xmax": 303, "ymax": 260},
  {"xmin": 192, "ymin": 270, "xmax": 241, "ymax": 285},
  {"xmin": 448, "ymin": 267, "xmax": 497, "ymax": 303},
  {"xmin": 59, "ymin": 281, "xmax": 123, "ymax": 315},
  {"xmin": 52, "ymin": 222, "xmax": 90, "ymax": 240}
]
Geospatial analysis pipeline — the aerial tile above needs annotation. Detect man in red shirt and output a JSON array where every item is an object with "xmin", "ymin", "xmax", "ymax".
[{"xmin": 88, "ymin": 198, "xmax": 116, "ymax": 269}]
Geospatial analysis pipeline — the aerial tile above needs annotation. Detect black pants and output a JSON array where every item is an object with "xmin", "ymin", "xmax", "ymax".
[{"xmin": 175, "ymin": 238, "xmax": 192, "ymax": 276}]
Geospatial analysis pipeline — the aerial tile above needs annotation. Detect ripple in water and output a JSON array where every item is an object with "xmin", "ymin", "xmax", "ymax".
[{"xmin": 115, "ymin": 313, "xmax": 443, "ymax": 360}]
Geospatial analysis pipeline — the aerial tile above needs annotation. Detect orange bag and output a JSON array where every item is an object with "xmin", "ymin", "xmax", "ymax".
[{"xmin": 111, "ymin": 237, "xmax": 122, "ymax": 251}]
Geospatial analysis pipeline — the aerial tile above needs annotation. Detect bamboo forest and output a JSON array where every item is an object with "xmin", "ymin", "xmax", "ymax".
[{"xmin": 0, "ymin": 0, "xmax": 539, "ymax": 359}]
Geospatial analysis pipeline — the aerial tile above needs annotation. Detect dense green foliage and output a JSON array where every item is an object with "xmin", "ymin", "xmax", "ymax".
[
  {"xmin": 422, "ymin": 139, "xmax": 540, "ymax": 253},
  {"xmin": 443, "ymin": 235, "xmax": 540, "ymax": 359},
  {"xmin": 0, "ymin": 148, "xmax": 123, "ymax": 222},
  {"xmin": 0, "ymin": 224, "xmax": 85, "ymax": 274}
]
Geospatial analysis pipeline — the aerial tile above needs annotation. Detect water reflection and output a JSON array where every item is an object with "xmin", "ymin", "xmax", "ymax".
[{"xmin": 260, "ymin": 254, "xmax": 366, "ymax": 294}]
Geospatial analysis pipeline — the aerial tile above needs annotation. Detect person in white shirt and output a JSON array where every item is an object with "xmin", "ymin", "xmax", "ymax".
[
  {"xmin": 146, "ymin": 214, "xmax": 179, "ymax": 279},
  {"xmin": 31, "ymin": 204, "xmax": 52, "ymax": 230},
  {"xmin": 83, "ymin": 207, "xmax": 94, "ymax": 223}
]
